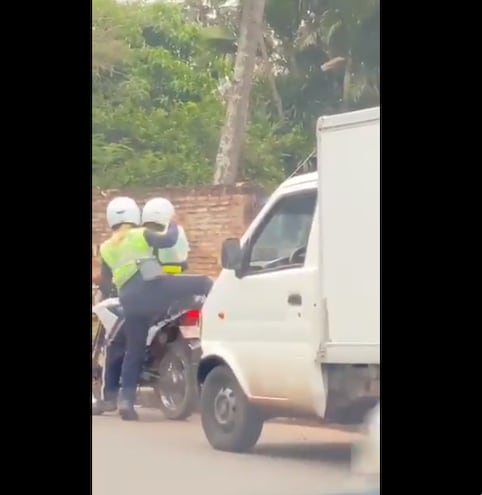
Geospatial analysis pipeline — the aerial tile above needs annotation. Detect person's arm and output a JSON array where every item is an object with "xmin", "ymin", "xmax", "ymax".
[
  {"xmin": 144, "ymin": 222, "xmax": 179, "ymax": 249},
  {"xmin": 99, "ymin": 260, "xmax": 114, "ymax": 299}
]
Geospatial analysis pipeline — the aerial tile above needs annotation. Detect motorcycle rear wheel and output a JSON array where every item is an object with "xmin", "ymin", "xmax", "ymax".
[{"xmin": 153, "ymin": 339, "xmax": 197, "ymax": 421}]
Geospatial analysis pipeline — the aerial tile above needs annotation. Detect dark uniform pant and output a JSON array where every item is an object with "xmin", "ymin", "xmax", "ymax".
[
  {"xmin": 117, "ymin": 273, "xmax": 213, "ymax": 404},
  {"xmin": 102, "ymin": 337, "xmax": 124, "ymax": 402},
  {"xmin": 102, "ymin": 316, "xmax": 149, "ymax": 404},
  {"xmin": 118, "ymin": 315, "xmax": 149, "ymax": 403}
]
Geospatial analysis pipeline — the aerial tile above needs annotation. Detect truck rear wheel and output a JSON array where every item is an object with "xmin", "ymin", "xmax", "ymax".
[{"xmin": 200, "ymin": 365, "xmax": 263, "ymax": 453}]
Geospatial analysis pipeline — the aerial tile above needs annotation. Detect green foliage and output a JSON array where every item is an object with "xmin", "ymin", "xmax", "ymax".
[
  {"xmin": 293, "ymin": 0, "xmax": 380, "ymax": 107},
  {"xmin": 92, "ymin": 0, "xmax": 379, "ymax": 189},
  {"xmin": 244, "ymin": 118, "xmax": 312, "ymax": 189},
  {"xmin": 93, "ymin": 0, "xmax": 313, "ymax": 188},
  {"xmin": 93, "ymin": 0, "xmax": 227, "ymax": 187}
]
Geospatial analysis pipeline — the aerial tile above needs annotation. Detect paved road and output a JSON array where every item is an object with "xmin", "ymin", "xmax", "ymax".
[{"xmin": 92, "ymin": 409, "xmax": 376, "ymax": 495}]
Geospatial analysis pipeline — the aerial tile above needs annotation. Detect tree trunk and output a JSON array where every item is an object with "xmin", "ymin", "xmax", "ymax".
[
  {"xmin": 213, "ymin": 0, "xmax": 266, "ymax": 185},
  {"xmin": 341, "ymin": 53, "xmax": 353, "ymax": 111},
  {"xmin": 259, "ymin": 29, "xmax": 283, "ymax": 121}
]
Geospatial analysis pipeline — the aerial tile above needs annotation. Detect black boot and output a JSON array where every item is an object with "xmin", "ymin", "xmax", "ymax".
[{"xmin": 118, "ymin": 399, "xmax": 138, "ymax": 421}]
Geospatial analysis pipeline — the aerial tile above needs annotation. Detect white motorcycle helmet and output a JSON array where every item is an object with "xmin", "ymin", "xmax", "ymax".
[
  {"xmin": 142, "ymin": 197, "xmax": 175, "ymax": 231},
  {"xmin": 106, "ymin": 197, "xmax": 141, "ymax": 229}
]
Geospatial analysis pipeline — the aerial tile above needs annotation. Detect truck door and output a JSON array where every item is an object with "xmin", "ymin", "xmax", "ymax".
[{"xmin": 226, "ymin": 188, "xmax": 326, "ymax": 416}]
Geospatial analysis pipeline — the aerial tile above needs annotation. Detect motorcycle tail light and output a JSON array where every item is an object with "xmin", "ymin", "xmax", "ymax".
[
  {"xmin": 180, "ymin": 309, "xmax": 201, "ymax": 327},
  {"xmin": 179, "ymin": 308, "xmax": 202, "ymax": 339}
]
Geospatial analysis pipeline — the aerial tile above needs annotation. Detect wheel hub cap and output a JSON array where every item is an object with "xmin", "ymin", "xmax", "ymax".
[{"xmin": 214, "ymin": 387, "xmax": 236, "ymax": 425}]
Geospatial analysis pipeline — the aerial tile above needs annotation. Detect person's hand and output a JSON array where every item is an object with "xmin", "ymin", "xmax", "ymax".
[{"xmin": 321, "ymin": 56, "xmax": 346, "ymax": 73}]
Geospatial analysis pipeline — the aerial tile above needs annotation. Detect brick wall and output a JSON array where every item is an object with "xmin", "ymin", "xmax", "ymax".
[{"xmin": 92, "ymin": 184, "xmax": 267, "ymax": 278}]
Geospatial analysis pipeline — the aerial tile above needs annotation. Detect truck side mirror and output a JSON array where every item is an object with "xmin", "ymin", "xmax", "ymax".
[{"xmin": 221, "ymin": 238, "xmax": 242, "ymax": 271}]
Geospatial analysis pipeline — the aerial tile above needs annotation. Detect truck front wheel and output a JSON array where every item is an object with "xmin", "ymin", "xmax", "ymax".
[{"xmin": 200, "ymin": 365, "xmax": 263, "ymax": 452}]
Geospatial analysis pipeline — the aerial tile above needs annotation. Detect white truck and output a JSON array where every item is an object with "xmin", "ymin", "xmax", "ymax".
[{"xmin": 197, "ymin": 107, "xmax": 380, "ymax": 452}]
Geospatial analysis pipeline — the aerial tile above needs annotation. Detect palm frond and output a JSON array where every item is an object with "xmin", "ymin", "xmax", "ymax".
[{"xmin": 345, "ymin": 64, "xmax": 379, "ymax": 106}]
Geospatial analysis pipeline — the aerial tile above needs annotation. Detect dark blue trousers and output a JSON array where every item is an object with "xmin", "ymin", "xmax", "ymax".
[
  {"xmin": 118, "ymin": 316, "xmax": 149, "ymax": 403},
  {"xmin": 102, "ymin": 338, "xmax": 124, "ymax": 402},
  {"xmin": 103, "ymin": 317, "xmax": 150, "ymax": 404},
  {"xmin": 116, "ymin": 273, "xmax": 213, "ymax": 404}
]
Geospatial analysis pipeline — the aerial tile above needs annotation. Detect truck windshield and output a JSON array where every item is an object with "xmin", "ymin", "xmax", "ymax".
[{"xmin": 249, "ymin": 190, "xmax": 317, "ymax": 269}]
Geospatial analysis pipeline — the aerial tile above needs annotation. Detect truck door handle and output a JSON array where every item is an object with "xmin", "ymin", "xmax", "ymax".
[{"xmin": 287, "ymin": 294, "xmax": 302, "ymax": 306}]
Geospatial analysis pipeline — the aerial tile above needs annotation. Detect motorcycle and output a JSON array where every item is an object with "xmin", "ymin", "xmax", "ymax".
[{"xmin": 92, "ymin": 292, "xmax": 205, "ymax": 420}]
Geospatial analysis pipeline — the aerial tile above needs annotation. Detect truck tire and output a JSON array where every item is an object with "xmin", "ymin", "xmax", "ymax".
[{"xmin": 200, "ymin": 365, "xmax": 263, "ymax": 452}]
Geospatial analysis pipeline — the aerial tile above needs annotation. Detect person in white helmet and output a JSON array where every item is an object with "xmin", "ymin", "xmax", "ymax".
[
  {"xmin": 105, "ymin": 200, "xmax": 213, "ymax": 419},
  {"xmin": 93, "ymin": 196, "xmax": 185, "ymax": 420},
  {"xmin": 92, "ymin": 196, "xmax": 141, "ymax": 417},
  {"xmin": 141, "ymin": 197, "xmax": 190, "ymax": 274}
]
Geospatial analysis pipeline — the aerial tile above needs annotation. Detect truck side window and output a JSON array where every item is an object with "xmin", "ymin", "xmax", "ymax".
[{"xmin": 245, "ymin": 189, "xmax": 317, "ymax": 274}]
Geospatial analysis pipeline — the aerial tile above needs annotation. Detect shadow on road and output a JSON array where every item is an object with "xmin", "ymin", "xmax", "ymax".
[{"xmin": 252, "ymin": 442, "xmax": 352, "ymax": 464}]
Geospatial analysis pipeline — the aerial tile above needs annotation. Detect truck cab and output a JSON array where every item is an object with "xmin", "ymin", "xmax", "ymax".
[{"xmin": 198, "ymin": 107, "xmax": 380, "ymax": 452}]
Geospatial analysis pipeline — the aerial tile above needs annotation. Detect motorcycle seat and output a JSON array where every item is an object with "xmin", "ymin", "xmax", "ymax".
[{"xmin": 106, "ymin": 302, "xmax": 124, "ymax": 318}]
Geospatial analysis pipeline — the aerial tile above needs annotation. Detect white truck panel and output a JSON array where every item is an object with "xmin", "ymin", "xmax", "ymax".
[{"xmin": 317, "ymin": 108, "xmax": 380, "ymax": 361}]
